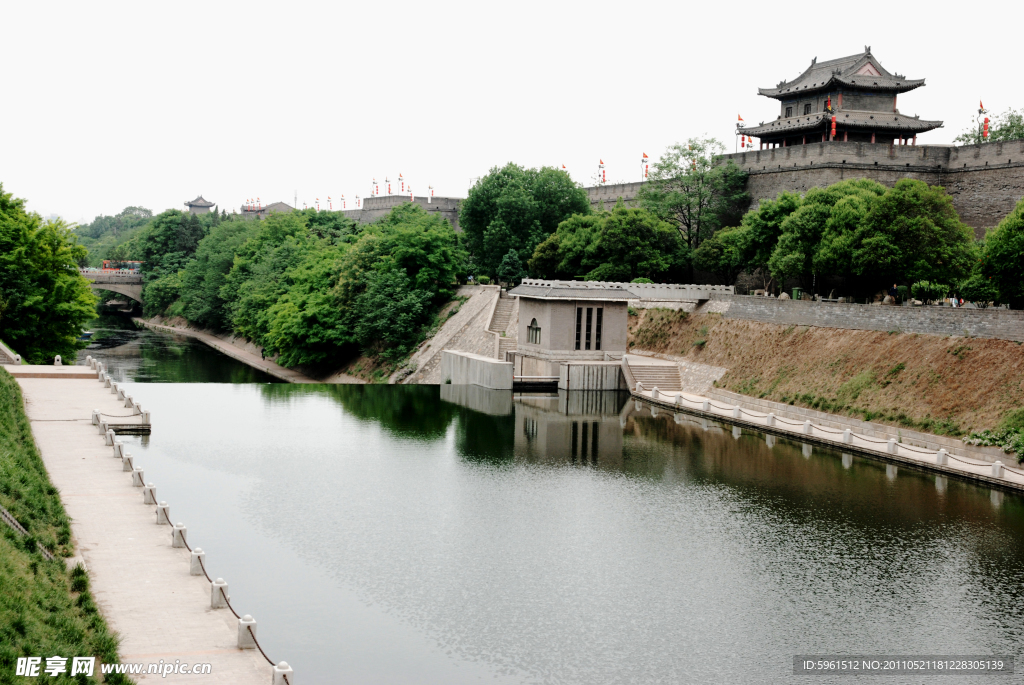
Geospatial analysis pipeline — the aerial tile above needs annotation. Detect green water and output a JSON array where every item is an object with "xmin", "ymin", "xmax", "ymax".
[{"xmin": 78, "ymin": 318, "xmax": 1024, "ymax": 684}]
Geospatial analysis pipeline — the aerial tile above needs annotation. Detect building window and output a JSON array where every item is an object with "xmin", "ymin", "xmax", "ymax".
[
  {"xmin": 528, "ymin": 318, "xmax": 541, "ymax": 345},
  {"xmin": 574, "ymin": 308, "xmax": 582, "ymax": 350},
  {"xmin": 595, "ymin": 308, "xmax": 603, "ymax": 351},
  {"xmin": 585, "ymin": 307, "xmax": 593, "ymax": 350},
  {"xmin": 785, "ymin": 106, "xmax": 793, "ymax": 118},
  {"xmin": 804, "ymin": 103, "xmax": 812, "ymax": 115}
]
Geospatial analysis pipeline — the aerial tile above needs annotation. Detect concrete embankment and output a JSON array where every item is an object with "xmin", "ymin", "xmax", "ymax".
[
  {"xmin": 13, "ymin": 362, "xmax": 275, "ymax": 683},
  {"xmin": 135, "ymin": 317, "xmax": 364, "ymax": 384}
]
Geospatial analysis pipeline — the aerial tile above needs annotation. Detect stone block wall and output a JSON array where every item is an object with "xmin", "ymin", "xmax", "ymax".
[
  {"xmin": 715, "ymin": 295, "xmax": 1024, "ymax": 341},
  {"xmin": 342, "ymin": 195, "xmax": 461, "ymax": 231},
  {"xmin": 586, "ymin": 182, "xmax": 643, "ymax": 211},
  {"xmin": 719, "ymin": 140, "xmax": 1024, "ymax": 235}
]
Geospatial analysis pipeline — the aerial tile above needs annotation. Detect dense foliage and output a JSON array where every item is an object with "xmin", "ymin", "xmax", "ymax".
[
  {"xmin": 979, "ymin": 197, "xmax": 1024, "ymax": 309},
  {"xmin": 75, "ymin": 206, "xmax": 154, "ymax": 267},
  {"xmin": 459, "ymin": 163, "xmax": 590, "ymax": 278},
  {"xmin": 0, "ymin": 184, "xmax": 97, "ymax": 363},
  {"xmin": 529, "ymin": 202, "xmax": 688, "ymax": 282},
  {"xmin": 636, "ymin": 137, "xmax": 749, "ymax": 255},
  {"xmin": 693, "ymin": 179, "xmax": 977, "ymax": 297},
  {"xmin": 106, "ymin": 203, "xmax": 462, "ymax": 369}
]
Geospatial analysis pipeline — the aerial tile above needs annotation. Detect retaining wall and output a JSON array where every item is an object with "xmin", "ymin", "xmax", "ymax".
[
  {"xmin": 716, "ymin": 295, "xmax": 1024, "ymax": 341},
  {"xmin": 440, "ymin": 350, "xmax": 513, "ymax": 389}
]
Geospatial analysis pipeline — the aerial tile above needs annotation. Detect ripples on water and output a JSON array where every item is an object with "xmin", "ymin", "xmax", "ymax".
[{"xmin": 81, "ymin": 318, "xmax": 1024, "ymax": 684}]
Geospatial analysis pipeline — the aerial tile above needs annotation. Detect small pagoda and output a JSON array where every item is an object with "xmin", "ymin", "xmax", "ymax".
[
  {"xmin": 184, "ymin": 195, "xmax": 216, "ymax": 215},
  {"xmin": 739, "ymin": 47, "xmax": 942, "ymax": 148}
]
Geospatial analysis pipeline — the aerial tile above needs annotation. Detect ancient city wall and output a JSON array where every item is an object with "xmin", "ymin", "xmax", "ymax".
[
  {"xmin": 342, "ymin": 195, "xmax": 461, "ymax": 230},
  {"xmin": 720, "ymin": 140, "xmax": 1024, "ymax": 234},
  {"xmin": 586, "ymin": 182, "xmax": 643, "ymax": 210},
  {"xmin": 715, "ymin": 295, "xmax": 1024, "ymax": 341}
]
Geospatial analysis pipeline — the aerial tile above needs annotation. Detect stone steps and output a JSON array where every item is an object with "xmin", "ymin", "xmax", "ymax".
[{"xmin": 628, "ymin": 364, "xmax": 683, "ymax": 392}]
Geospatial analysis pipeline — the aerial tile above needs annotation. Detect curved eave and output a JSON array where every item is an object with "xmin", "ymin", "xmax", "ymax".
[
  {"xmin": 739, "ymin": 117, "xmax": 944, "ymax": 138},
  {"xmin": 757, "ymin": 76, "xmax": 926, "ymax": 100}
]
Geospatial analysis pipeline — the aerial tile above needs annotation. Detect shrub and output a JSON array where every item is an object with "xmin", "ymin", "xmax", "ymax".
[{"xmin": 477, "ymin": 275, "xmax": 490, "ymax": 285}]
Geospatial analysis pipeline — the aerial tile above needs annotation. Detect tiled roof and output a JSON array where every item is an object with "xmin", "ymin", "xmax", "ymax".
[
  {"xmin": 741, "ymin": 111, "xmax": 943, "ymax": 137},
  {"xmin": 508, "ymin": 283, "xmax": 639, "ymax": 301},
  {"xmin": 757, "ymin": 49, "xmax": 925, "ymax": 98},
  {"xmin": 185, "ymin": 195, "xmax": 215, "ymax": 207}
]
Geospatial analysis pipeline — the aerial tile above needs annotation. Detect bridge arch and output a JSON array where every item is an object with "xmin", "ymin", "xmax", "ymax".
[{"xmin": 80, "ymin": 270, "xmax": 144, "ymax": 306}]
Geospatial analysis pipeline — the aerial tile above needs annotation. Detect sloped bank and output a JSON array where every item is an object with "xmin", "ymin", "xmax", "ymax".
[{"xmin": 627, "ymin": 305, "xmax": 1024, "ymax": 438}]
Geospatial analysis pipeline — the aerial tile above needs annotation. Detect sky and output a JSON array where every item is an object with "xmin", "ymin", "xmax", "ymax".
[{"xmin": 1, "ymin": 0, "xmax": 1014, "ymax": 224}]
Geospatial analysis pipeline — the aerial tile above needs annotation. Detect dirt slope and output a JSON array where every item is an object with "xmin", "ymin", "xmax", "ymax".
[{"xmin": 628, "ymin": 308, "xmax": 1024, "ymax": 436}]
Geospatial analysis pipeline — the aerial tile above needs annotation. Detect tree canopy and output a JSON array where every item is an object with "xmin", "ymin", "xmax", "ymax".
[
  {"xmin": 980, "ymin": 197, "xmax": 1024, "ymax": 309},
  {"xmin": 529, "ymin": 203, "xmax": 687, "ymax": 282},
  {"xmin": 635, "ymin": 137, "xmax": 749, "ymax": 256},
  {"xmin": 0, "ymin": 184, "xmax": 96, "ymax": 363},
  {"xmin": 459, "ymin": 163, "xmax": 590, "ymax": 277},
  {"xmin": 954, "ymin": 107, "xmax": 1024, "ymax": 145}
]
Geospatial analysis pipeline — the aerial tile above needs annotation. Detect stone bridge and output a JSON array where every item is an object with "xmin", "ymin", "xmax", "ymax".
[{"xmin": 80, "ymin": 270, "xmax": 144, "ymax": 305}]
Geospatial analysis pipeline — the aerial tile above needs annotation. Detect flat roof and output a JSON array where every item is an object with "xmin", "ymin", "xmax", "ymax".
[{"xmin": 508, "ymin": 282, "xmax": 638, "ymax": 301}]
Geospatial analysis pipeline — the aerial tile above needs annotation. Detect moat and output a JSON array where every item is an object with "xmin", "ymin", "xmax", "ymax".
[{"xmin": 79, "ymin": 315, "xmax": 1024, "ymax": 684}]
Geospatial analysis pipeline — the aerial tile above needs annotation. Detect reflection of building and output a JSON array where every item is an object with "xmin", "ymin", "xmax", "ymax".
[
  {"xmin": 507, "ymin": 280, "xmax": 636, "ymax": 378},
  {"xmin": 184, "ymin": 195, "xmax": 216, "ymax": 215},
  {"xmin": 740, "ymin": 47, "xmax": 942, "ymax": 147},
  {"xmin": 514, "ymin": 391, "xmax": 628, "ymax": 467}
]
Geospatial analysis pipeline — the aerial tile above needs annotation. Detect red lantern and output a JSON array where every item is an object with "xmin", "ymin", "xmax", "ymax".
[
  {"xmin": 831, "ymin": 116, "xmax": 837, "ymax": 140},
  {"xmin": 983, "ymin": 117, "xmax": 990, "ymax": 139}
]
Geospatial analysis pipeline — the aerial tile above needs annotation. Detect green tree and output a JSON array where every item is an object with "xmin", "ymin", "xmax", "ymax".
[
  {"xmin": 459, "ymin": 163, "xmax": 590, "ymax": 277},
  {"xmin": 497, "ymin": 249, "xmax": 525, "ymax": 287},
  {"xmin": 636, "ymin": 137, "xmax": 749, "ymax": 255},
  {"xmin": 528, "ymin": 204, "xmax": 685, "ymax": 282},
  {"xmin": 954, "ymin": 108, "xmax": 1024, "ymax": 145},
  {"xmin": 0, "ymin": 185, "xmax": 97, "ymax": 363},
  {"xmin": 177, "ymin": 218, "xmax": 258, "ymax": 329},
  {"xmin": 980, "ymin": 197, "xmax": 1024, "ymax": 308}
]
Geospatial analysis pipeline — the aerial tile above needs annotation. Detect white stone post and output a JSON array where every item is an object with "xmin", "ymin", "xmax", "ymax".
[
  {"xmin": 211, "ymin": 578, "xmax": 229, "ymax": 609},
  {"xmin": 117, "ymin": 387, "xmax": 127, "ymax": 401},
  {"xmin": 111, "ymin": 381, "xmax": 118, "ymax": 395},
  {"xmin": 843, "ymin": 429, "xmax": 852, "ymax": 444},
  {"xmin": 104, "ymin": 375, "xmax": 112, "ymax": 388},
  {"xmin": 13, "ymin": 355, "xmax": 20, "ymax": 364},
  {"xmin": 273, "ymin": 662, "xmax": 294, "ymax": 685},
  {"xmin": 887, "ymin": 438, "xmax": 897, "ymax": 454},
  {"xmin": 190, "ymin": 547, "xmax": 206, "ymax": 575},
  {"xmin": 113, "ymin": 441, "xmax": 124, "ymax": 459},
  {"xmin": 122, "ymin": 452, "xmax": 133, "ymax": 472},
  {"xmin": 124, "ymin": 395, "xmax": 134, "ymax": 409},
  {"xmin": 86, "ymin": 355, "xmax": 93, "ymax": 368},
  {"xmin": 702, "ymin": 400, "xmax": 710, "ymax": 412},
  {"xmin": 992, "ymin": 461, "xmax": 1004, "ymax": 478},
  {"xmin": 651, "ymin": 387, "xmax": 659, "ymax": 401},
  {"xmin": 936, "ymin": 449, "xmax": 948, "ymax": 466},
  {"xmin": 156, "ymin": 501, "xmax": 170, "ymax": 525},
  {"xmin": 803, "ymin": 420, "xmax": 812, "ymax": 435},
  {"xmin": 143, "ymin": 483, "xmax": 157, "ymax": 504},
  {"xmin": 54, "ymin": 355, "xmax": 62, "ymax": 366},
  {"xmin": 636, "ymin": 381, "xmax": 644, "ymax": 392},
  {"xmin": 91, "ymin": 409, "xmax": 100, "ymax": 425},
  {"xmin": 141, "ymin": 409, "xmax": 151, "ymax": 423},
  {"xmin": 675, "ymin": 394, "xmax": 682, "ymax": 407},
  {"xmin": 104, "ymin": 429, "xmax": 115, "ymax": 446},
  {"xmin": 172, "ymin": 522, "xmax": 187, "ymax": 548},
  {"xmin": 238, "ymin": 615, "xmax": 257, "ymax": 649},
  {"xmin": 132, "ymin": 467, "xmax": 144, "ymax": 487},
  {"xmin": 732, "ymin": 406, "xmax": 740, "ymax": 419},
  {"xmin": 767, "ymin": 412, "xmax": 775, "ymax": 427}
]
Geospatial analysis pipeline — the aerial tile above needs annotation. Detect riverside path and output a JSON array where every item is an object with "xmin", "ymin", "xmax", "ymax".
[{"xmin": 11, "ymin": 364, "xmax": 272, "ymax": 684}]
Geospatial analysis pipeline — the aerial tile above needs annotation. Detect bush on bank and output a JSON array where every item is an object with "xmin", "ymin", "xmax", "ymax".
[{"xmin": 0, "ymin": 369, "xmax": 130, "ymax": 683}]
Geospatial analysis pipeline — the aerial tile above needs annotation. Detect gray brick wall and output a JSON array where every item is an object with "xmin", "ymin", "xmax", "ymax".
[{"xmin": 716, "ymin": 295, "xmax": 1024, "ymax": 341}]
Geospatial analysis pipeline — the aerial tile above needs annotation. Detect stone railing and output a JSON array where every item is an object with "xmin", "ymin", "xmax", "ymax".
[{"xmin": 519, "ymin": 279, "xmax": 734, "ymax": 301}]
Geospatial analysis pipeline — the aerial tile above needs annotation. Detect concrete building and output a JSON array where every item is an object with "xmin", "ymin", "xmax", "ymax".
[
  {"xmin": 740, "ymin": 47, "xmax": 942, "ymax": 147},
  {"xmin": 184, "ymin": 195, "xmax": 215, "ymax": 215},
  {"xmin": 506, "ymin": 280, "xmax": 636, "ymax": 377}
]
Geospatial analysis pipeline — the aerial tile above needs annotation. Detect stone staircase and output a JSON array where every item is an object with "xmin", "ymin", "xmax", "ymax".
[
  {"xmin": 627, "ymin": 362, "xmax": 683, "ymax": 392},
  {"xmin": 489, "ymin": 292, "xmax": 517, "ymax": 360}
]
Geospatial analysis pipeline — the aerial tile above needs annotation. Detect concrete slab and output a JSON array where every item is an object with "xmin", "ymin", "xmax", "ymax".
[
  {"xmin": 14, "ymin": 372, "xmax": 272, "ymax": 684},
  {"xmin": 8, "ymin": 365, "xmax": 98, "ymax": 379}
]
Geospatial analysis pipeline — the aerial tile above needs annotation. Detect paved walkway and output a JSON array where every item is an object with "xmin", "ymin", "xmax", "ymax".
[
  {"xmin": 16, "ymin": 371, "xmax": 272, "ymax": 684},
  {"xmin": 137, "ymin": 319, "xmax": 364, "ymax": 384}
]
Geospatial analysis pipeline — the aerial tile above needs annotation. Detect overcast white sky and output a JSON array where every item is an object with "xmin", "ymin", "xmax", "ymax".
[{"xmin": 1, "ymin": 1, "xmax": 1012, "ymax": 224}]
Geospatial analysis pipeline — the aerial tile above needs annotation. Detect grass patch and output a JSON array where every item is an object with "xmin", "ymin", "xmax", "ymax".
[
  {"xmin": 632, "ymin": 308, "xmax": 686, "ymax": 350},
  {"xmin": 0, "ymin": 368, "xmax": 131, "ymax": 682},
  {"xmin": 948, "ymin": 344, "xmax": 972, "ymax": 360}
]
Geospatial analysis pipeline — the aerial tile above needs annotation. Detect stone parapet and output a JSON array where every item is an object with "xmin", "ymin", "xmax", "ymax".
[{"xmin": 715, "ymin": 295, "xmax": 1024, "ymax": 342}]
